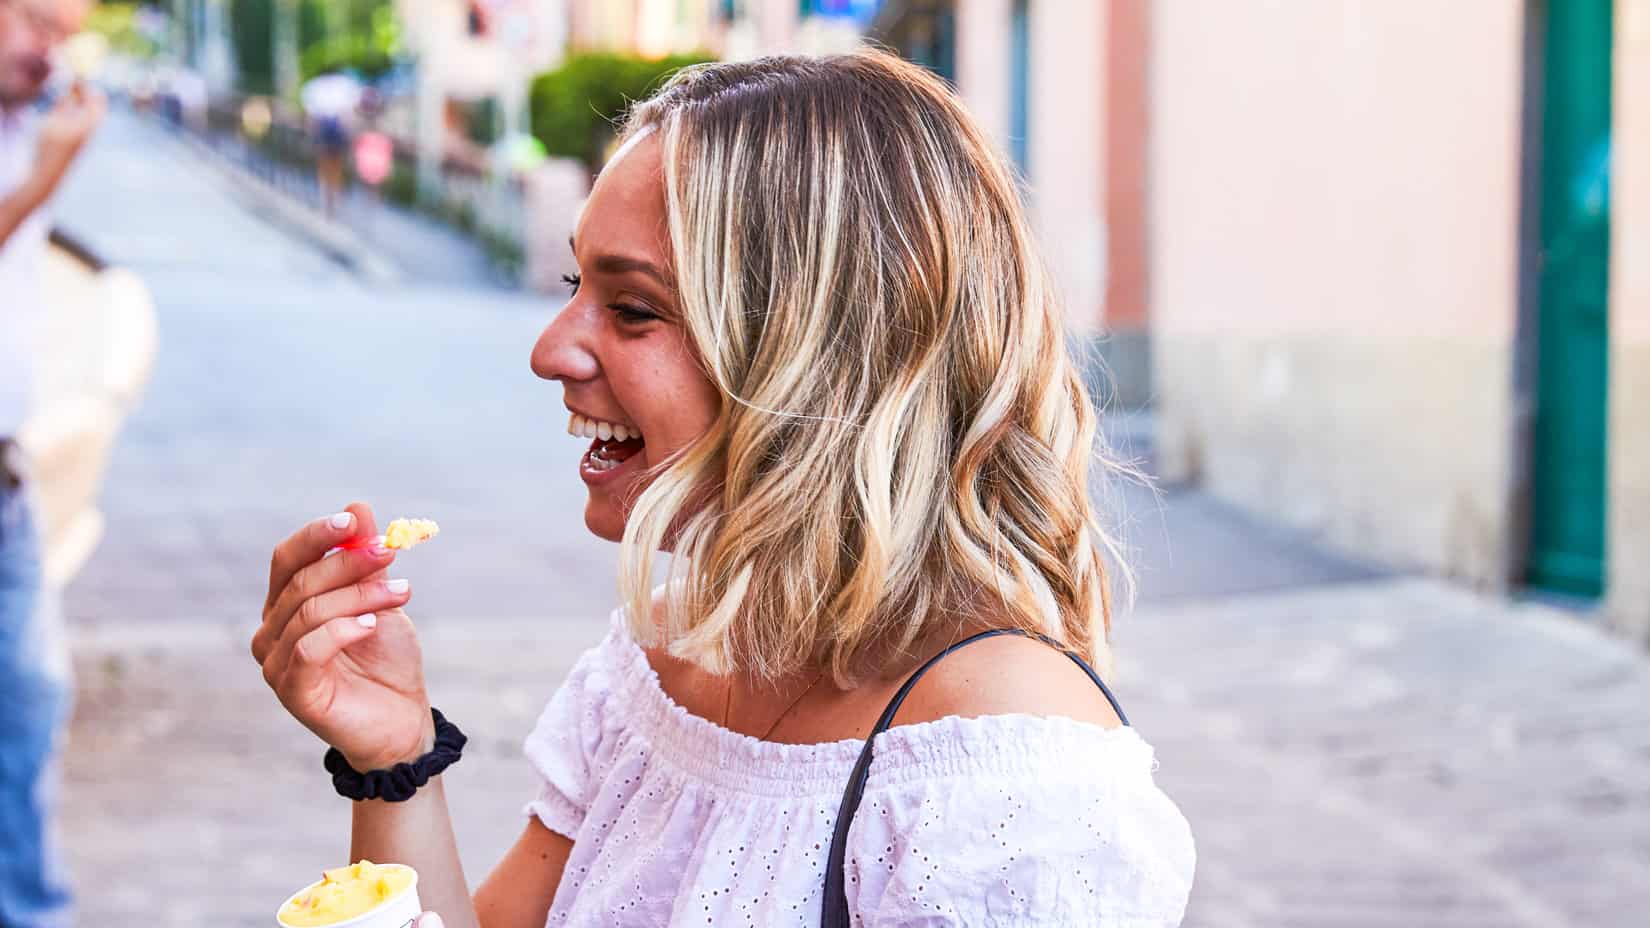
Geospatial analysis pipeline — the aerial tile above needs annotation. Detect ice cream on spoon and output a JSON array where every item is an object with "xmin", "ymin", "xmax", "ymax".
[{"xmin": 382, "ymin": 518, "xmax": 439, "ymax": 550}]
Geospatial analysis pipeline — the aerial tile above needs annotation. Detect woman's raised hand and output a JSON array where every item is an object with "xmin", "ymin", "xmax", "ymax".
[{"xmin": 252, "ymin": 502, "xmax": 436, "ymax": 771}]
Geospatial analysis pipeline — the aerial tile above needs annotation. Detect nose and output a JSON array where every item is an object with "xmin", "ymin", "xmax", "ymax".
[{"xmin": 530, "ymin": 301, "xmax": 601, "ymax": 384}]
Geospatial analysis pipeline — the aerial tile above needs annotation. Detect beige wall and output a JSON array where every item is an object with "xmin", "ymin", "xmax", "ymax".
[
  {"xmin": 565, "ymin": 0, "xmax": 719, "ymax": 55},
  {"xmin": 1611, "ymin": 0, "xmax": 1650, "ymax": 641},
  {"xmin": 955, "ymin": 0, "xmax": 1012, "ymax": 148},
  {"xmin": 1030, "ymin": 0, "xmax": 1106, "ymax": 336},
  {"xmin": 1150, "ymin": 0, "xmax": 1527, "ymax": 583}
]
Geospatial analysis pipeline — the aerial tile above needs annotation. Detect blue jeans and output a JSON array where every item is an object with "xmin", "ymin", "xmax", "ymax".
[{"xmin": 0, "ymin": 484, "xmax": 73, "ymax": 927}]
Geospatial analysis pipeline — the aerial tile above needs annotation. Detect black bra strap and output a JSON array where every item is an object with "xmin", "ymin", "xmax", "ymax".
[{"xmin": 819, "ymin": 628, "xmax": 1127, "ymax": 927}]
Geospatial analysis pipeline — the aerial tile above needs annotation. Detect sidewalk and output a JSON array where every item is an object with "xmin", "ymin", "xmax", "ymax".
[
  {"xmin": 1124, "ymin": 579, "xmax": 1648, "ymax": 928},
  {"xmin": 151, "ymin": 113, "xmax": 515, "ymax": 291}
]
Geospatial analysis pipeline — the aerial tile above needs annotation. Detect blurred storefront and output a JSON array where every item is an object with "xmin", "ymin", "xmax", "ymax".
[
  {"xmin": 396, "ymin": 0, "xmax": 568, "ymax": 181},
  {"xmin": 563, "ymin": 0, "xmax": 721, "ymax": 56},
  {"xmin": 719, "ymin": 0, "xmax": 873, "ymax": 58},
  {"xmin": 173, "ymin": 0, "xmax": 238, "ymax": 93},
  {"xmin": 1149, "ymin": 0, "xmax": 1649, "ymax": 643}
]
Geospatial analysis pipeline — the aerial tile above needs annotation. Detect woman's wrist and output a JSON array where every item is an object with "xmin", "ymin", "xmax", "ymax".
[
  {"xmin": 328, "ymin": 708, "xmax": 463, "ymax": 803},
  {"xmin": 345, "ymin": 713, "xmax": 439, "ymax": 773}
]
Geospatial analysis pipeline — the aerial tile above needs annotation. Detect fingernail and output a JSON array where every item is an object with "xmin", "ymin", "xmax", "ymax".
[
  {"xmin": 369, "ymin": 538, "xmax": 391, "ymax": 557},
  {"xmin": 418, "ymin": 914, "xmax": 445, "ymax": 928},
  {"xmin": 356, "ymin": 614, "xmax": 377, "ymax": 629},
  {"xmin": 383, "ymin": 579, "xmax": 409, "ymax": 594},
  {"xmin": 329, "ymin": 512, "xmax": 353, "ymax": 530}
]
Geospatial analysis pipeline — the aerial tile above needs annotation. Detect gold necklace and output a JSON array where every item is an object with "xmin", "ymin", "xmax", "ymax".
[{"xmin": 720, "ymin": 671, "xmax": 827, "ymax": 742}]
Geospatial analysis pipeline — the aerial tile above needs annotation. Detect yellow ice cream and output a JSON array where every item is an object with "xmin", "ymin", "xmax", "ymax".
[
  {"xmin": 278, "ymin": 860, "xmax": 413, "ymax": 926},
  {"xmin": 383, "ymin": 518, "xmax": 439, "ymax": 550}
]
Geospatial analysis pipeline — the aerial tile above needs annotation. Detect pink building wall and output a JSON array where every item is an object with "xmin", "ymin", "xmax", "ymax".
[{"xmin": 1150, "ymin": 0, "xmax": 1528, "ymax": 585}]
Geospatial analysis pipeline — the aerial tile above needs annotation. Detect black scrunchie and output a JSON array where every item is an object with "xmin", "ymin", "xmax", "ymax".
[{"xmin": 324, "ymin": 707, "xmax": 467, "ymax": 802}]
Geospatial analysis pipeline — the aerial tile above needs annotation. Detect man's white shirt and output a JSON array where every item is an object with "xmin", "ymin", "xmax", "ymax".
[{"xmin": 0, "ymin": 107, "xmax": 47, "ymax": 438}]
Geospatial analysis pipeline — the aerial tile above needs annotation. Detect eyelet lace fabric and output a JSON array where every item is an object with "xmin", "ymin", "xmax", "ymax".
[{"xmin": 522, "ymin": 614, "xmax": 1195, "ymax": 926}]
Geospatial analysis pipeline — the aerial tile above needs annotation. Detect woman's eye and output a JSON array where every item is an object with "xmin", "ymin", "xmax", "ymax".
[
  {"xmin": 610, "ymin": 303, "xmax": 661, "ymax": 325},
  {"xmin": 561, "ymin": 273, "xmax": 581, "ymax": 293}
]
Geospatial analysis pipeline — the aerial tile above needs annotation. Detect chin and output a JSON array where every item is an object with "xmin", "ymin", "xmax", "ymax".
[{"xmin": 584, "ymin": 501, "xmax": 625, "ymax": 543}]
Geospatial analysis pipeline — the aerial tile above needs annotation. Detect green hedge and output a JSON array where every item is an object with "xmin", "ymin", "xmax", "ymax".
[
  {"xmin": 300, "ymin": 32, "xmax": 395, "ymax": 83},
  {"xmin": 231, "ymin": 0, "xmax": 397, "ymax": 93},
  {"xmin": 529, "ymin": 51, "xmax": 714, "ymax": 172},
  {"xmin": 300, "ymin": 2, "xmax": 400, "ymax": 83},
  {"xmin": 85, "ymin": 3, "xmax": 158, "ymax": 59}
]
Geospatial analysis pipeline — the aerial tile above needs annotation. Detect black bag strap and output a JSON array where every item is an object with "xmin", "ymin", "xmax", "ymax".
[{"xmin": 819, "ymin": 628, "xmax": 1128, "ymax": 927}]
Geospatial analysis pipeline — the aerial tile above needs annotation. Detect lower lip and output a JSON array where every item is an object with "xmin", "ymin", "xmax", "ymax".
[{"xmin": 578, "ymin": 439, "xmax": 645, "ymax": 486}]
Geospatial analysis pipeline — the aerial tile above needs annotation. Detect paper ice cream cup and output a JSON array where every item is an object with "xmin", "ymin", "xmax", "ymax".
[{"xmin": 275, "ymin": 864, "xmax": 422, "ymax": 928}]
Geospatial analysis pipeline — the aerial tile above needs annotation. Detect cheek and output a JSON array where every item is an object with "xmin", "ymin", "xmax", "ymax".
[{"xmin": 618, "ymin": 349, "xmax": 720, "ymax": 449}]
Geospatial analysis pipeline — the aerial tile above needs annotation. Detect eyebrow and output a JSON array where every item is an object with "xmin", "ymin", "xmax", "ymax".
[{"xmin": 570, "ymin": 237, "xmax": 672, "ymax": 290}]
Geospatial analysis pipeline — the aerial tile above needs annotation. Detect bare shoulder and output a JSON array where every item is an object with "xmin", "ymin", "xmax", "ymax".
[{"xmin": 888, "ymin": 633, "xmax": 1123, "ymax": 731}]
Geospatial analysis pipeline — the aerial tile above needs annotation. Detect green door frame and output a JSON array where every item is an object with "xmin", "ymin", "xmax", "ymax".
[{"xmin": 1516, "ymin": 0, "xmax": 1611, "ymax": 598}]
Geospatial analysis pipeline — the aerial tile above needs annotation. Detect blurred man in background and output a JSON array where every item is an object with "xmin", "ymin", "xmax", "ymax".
[{"xmin": 0, "ymin": 0, "xmax": 102, "ymax": 924}]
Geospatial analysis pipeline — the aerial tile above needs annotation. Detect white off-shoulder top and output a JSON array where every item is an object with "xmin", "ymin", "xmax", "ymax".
[{"xmin": 522, "ymin": 613, "xmax": 1195, "ymax": 926}]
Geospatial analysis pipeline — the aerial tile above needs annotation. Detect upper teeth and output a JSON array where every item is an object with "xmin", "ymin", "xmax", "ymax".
[{"xmin": 568, "ymin": 413, "xmax": 638, "ymax": 442}]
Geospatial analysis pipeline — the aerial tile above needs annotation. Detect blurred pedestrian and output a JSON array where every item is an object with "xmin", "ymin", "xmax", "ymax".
[
  {"xmin": 301, "ymin": 71, "xmax": 360, "ymax": 218},
  {"xmin": 251, "ymin": 52, "xmax": 1194, "ymax": 926},
  {"xmin": 0, "ymin": 1, "xmax": 102, "ymax": 924}
]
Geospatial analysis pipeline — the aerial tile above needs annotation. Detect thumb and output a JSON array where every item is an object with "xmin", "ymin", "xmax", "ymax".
[{"xmin": 415, "ymin": 914, "xmax": 444, "ymax": 928}]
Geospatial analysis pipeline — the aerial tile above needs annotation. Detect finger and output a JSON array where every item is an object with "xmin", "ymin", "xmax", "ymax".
[
  {"xmin": 277, "ymin": 614, "xmax": 380, "ymax": 695},
  {"xmin": 266, "ymin": 504, "xmax": 375, "ymax": 612},
  {"xmin": 271, "ymin": 539, "xmax": 395, "ymax": 625},
  {"xmin": 267, "ymin": 602, "xmax": 413, "ymax": 695},
  {"xmin": 270, "ymin": 601, "xmax": 415, "ymax": 699},
  {"xmin": 275, "ymin": 576, "xmax": 409, "ymax": 662},
  {"xmin": 254, "ymin": 542, "xmax": 395, "ymax": 665}
]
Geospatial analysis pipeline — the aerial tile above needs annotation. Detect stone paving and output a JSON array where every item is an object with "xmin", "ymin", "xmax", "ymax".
[
  {"xmin": 41, "ymin": 111, "xmax": 1650, "ymax": 926},
  {"xmin": 1125, "ymin": 581, "xmax": 1650, "ymax": 928}
]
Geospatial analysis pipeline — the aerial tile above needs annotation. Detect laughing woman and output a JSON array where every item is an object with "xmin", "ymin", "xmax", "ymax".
[{"xmin": 252, "ymin": 51, "xmax": 1194, "ymax": 927}]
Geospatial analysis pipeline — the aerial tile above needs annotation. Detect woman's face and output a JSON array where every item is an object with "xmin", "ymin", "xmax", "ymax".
[{"xmin": 531, "ymin": 131, "xmax": 721, "ymax": 542}]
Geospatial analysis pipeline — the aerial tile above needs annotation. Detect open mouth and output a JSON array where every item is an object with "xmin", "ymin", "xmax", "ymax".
[{"xmin": 569, "ymin": 412, "xmax": 645, "ymax": 476}]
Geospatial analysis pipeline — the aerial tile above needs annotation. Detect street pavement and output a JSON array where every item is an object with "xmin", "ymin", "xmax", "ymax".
[{"xmin": 44, "ymin": 111, "xmax": 1650, "ymax": 926}]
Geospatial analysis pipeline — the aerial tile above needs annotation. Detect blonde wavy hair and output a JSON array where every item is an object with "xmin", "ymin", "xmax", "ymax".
[{"xmin": 616, "ymin": 49, "xmax": 1132, "ymax": 686}]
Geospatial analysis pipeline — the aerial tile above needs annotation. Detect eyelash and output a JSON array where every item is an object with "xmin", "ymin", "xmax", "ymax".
[{"xmin": 561, "ymin": 273, "xmax": 660, "ymax": 324}]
